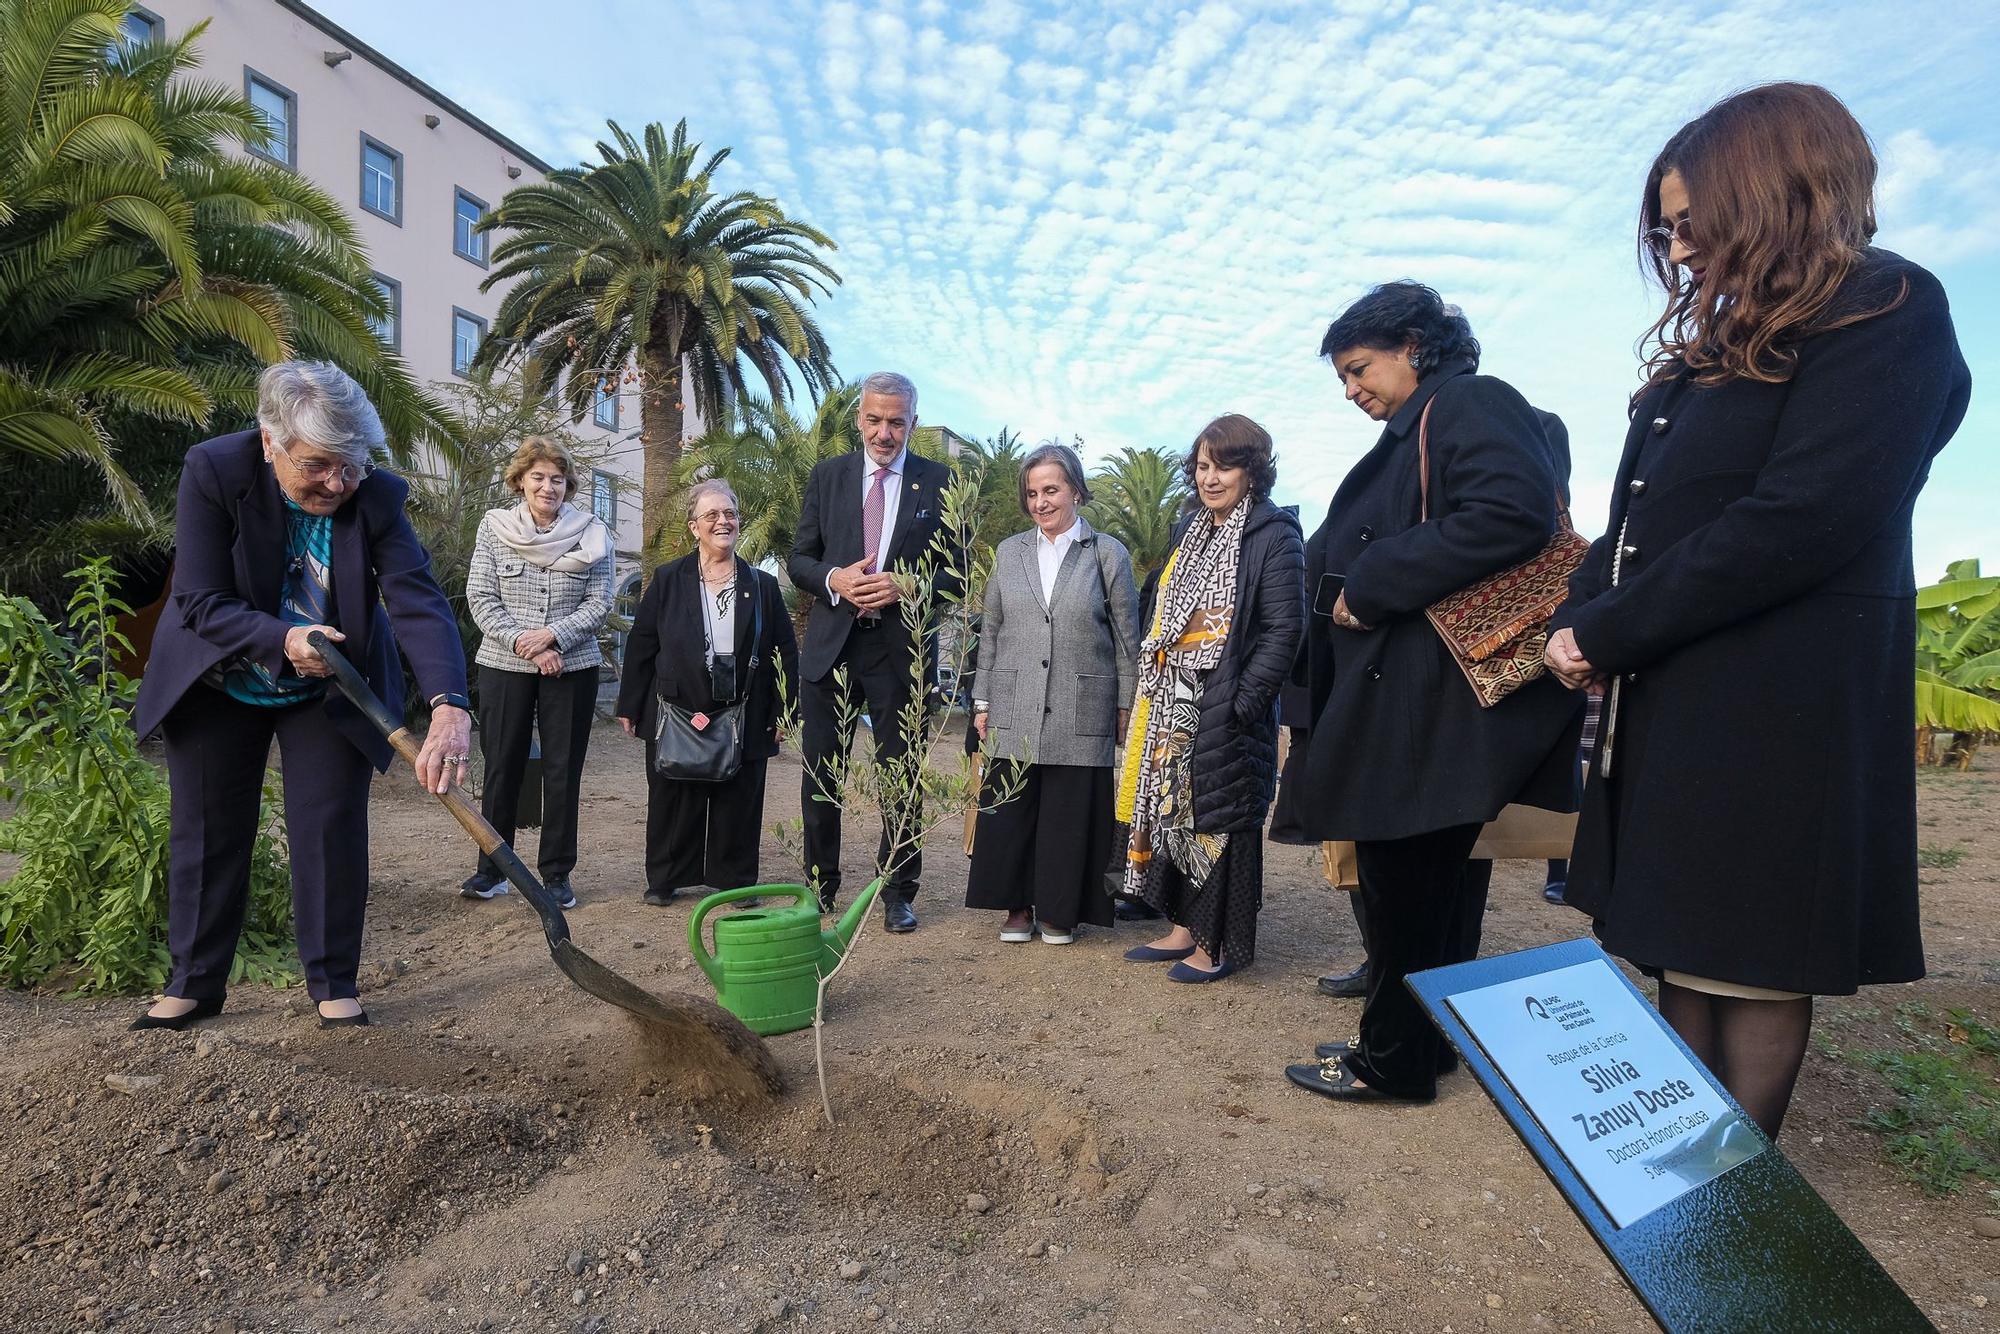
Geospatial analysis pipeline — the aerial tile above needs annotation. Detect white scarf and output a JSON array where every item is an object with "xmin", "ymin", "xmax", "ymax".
[{"xmin": 483, "ymin": 501, "xmax": 608, "ymax": 572}]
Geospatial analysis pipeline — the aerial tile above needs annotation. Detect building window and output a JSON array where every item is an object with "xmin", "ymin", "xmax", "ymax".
[
  {"xmin": 453, "ymin": 188, "xmax": 488, "ymax": 266},
  {"xmin": 359, "ymin": 135, "xmax": 402, "ymax": 225},
  {"xmin": 367, "ymin": 273, "xmax": 400, "ymax": 350},
  {"xmin": 592, "ymin": 379, "xmax": 619, "ymax": 429},
  {"xmin": 121, "ymin": 7, "xmax": 162, "ymax": 46},
  {"xmin": 243, "ymin": 68, "xmax": 296, "ymax": 169},
  {"xmin": 451, "ymin": 308, "xmax": 486, "ymax": 377},
  {"xmin": 591, "ymin": 471, "xmax": 617, "ymax": 528}
]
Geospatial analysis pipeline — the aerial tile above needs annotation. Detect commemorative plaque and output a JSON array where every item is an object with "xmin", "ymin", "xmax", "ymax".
[{"xmin": 1408, "ymin": 938, "xmax": 1933, "ymax": 1333}]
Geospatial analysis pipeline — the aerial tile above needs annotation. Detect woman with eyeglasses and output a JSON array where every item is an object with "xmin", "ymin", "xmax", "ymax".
[
  {"xmin": 461, "ymin": 436, "xmax": 613, "ymax": 910},
  {"xmin": 1546, "ymin": 83, "xmax": 1970, "ymax": 1138},
  {"xmin": 617, "ymin": 480, "xmax": 798, "ymax": 905},
  {"xmin": 131, "ymin": 361, "xmax": 472, "ymax": 1032}
]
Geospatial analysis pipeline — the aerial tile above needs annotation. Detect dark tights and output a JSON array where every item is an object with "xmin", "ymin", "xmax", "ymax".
[{"xmin": 1658, "ymin": 980, "xmax": 1813, "ymax": 1139}]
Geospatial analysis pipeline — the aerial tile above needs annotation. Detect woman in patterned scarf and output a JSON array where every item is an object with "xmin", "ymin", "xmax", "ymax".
[{"xmin": 1117, "ymin": 415, "xmax": 1304, "ymax": 981}]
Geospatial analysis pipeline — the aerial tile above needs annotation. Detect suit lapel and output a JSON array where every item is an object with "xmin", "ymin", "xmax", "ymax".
[
  {"xmin": 1047, "ymin": 522, "xmax": 1093, "ymax": 610},
  {"xmin": 732, "ymin": 560, "xmax": 758, "ymax": 661},
  {"xmin": 330, "ymin": 491, "xmax": 369, "ymax": 645},
  {"xmin": 885, "ymin": 455, "xmax": 932, "ymax": 567},
  {"xmin": 1019, "ymin": 535, "xmax": 1048, "ymax": 615},
  {"xmin": 238, "ymin": 460, "xmax": 285, "ymax": 615}
]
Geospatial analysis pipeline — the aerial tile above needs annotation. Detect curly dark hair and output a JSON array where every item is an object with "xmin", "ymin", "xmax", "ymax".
[
  {"xmin": 1181, "ymin": 414, "xmax": 1276, "ymax": 503},
  {"xmin": 1318, "ymin": 281, "xmax": 1480, "ymax": 375}
]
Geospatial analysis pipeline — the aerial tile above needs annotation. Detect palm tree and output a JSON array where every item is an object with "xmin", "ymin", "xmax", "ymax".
[
  {"xmin": 1084, "ymin": 446, "xmax": 1190, "ymax": 582},
  {"xmin": 475, "ymin": 118, "xmax": 840, "ymax": 553},
  {"xmin": 667, "ymin": 384, "xmax": 861, "ymax": 570},
  {"xmin": 951, "ymin": 427, "xmax": 1026, "ymax": 568},
  {"xmin": 0, "ymin": 0, "xmax": 455, "ymax": 603}
]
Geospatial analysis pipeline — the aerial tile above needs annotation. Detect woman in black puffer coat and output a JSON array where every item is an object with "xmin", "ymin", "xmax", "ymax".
[{"xmin": 1118, "ymin": 415, "xmax": 1304, "ymax": 982}]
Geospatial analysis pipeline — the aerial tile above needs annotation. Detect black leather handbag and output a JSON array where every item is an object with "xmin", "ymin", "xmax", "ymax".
[{"xmin": 652, "ymin": 574, "xmax": 761, "ymax": 782}]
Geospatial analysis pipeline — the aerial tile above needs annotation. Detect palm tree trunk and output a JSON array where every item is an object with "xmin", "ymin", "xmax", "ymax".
[{"xmin": 637, "ymin": 345, "xmax": 687, "ymax": 562}]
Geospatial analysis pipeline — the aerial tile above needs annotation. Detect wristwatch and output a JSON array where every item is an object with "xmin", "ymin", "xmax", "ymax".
[
  {"xmin": 429, "ymin": 692, "xmax": 471, "ymax": 711},
  {"xmin": 973, "ymin": 699, "xmax": 989, "ymax": 713}
]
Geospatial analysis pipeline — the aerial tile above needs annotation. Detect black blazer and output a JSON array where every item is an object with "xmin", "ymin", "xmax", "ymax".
[
  {"xmin": 1302, "ymin": 362, "xmax": 1583, "ymax": 841},
  {"xmin": 786, "ymin": 449, "xmax": 959, "ymax": 683},
  {"xmin": 617, "ymin": 555, "xmax": 798, "ymax": 759},
  {"xmin": 133, "ymin": 429, "xmax": 468, "ymax": 772},
  {"xmin": 1551, "ymin": 249, "xmax": 1971, "ymax": 994}
]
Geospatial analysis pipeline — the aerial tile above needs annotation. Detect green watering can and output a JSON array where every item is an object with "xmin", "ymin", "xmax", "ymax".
[{"xmin": 687, "ymin": 879, "xmax": 885, "ymax": 1036}]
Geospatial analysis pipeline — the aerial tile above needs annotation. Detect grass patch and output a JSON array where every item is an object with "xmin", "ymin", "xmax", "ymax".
[
  {"xmin": 1918, "ymin": 843, "xmax": 1967, "ymax": 869},
  {"xmin": 1849, "ymin": 1003, "xmax": 2000, "ymax": 1197}
]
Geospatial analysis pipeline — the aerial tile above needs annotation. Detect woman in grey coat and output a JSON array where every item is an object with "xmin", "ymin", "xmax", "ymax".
[{"xmin": 966, "ymin": 444, "xmax": 1140, "ymax": 944}]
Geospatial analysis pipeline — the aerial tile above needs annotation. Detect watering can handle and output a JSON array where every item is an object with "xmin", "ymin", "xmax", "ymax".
[{"xmin": 686, "ymin": 884, "xmax": 813, "ymax": 975}]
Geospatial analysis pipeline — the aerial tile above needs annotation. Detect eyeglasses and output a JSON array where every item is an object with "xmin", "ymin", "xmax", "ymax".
[
  {"xmin": 1644, "ymin": 215, "xmax": 1696, "ymax": 259},
  {"xmin": 694, "ymin": 508, "xmax": 739, "ymax": 526},
  {"xmin": 274, "ymin": 439, "xmax": 371, "ymax": 485}
]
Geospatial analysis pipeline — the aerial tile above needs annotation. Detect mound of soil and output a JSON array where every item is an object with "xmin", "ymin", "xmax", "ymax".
[{"xmin": 2, "ymin": 725, "xmax": 1995, "ymax": 1331}]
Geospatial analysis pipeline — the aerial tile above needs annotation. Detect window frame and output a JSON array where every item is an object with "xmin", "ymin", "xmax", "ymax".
[
  {"xmin": 452, "ymin": 187, "xmax": 489, "ymax": 267},
  {"xmin": 450, "ymin": 307, "xmax": 487, "ymax": 378},
  {"xmin": 121, "ymin": 6, "xmax": 163, "ymax": 45},
  {"xmin": 591, "ymin": 470, "xmax": 617, "ymax": 528},
  {"xmin": 242, "ymin": 66, "xmax": 298, "ymax": 170},
  {"xmin": 358, "ymin": 133, "xmax": 403, "ymax": 226},
  {"xmin": 592, "ymin": 379, "xmax": 620, "ymax": 430},
  {"xmin": 367, "ymin": 272, "xmax": 401, "ymax": 351}
]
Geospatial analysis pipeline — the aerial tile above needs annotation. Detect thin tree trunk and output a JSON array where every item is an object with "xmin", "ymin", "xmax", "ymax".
[{"xmin": 637, "ymin": 344, "xmax": 687, "ymax": 565}]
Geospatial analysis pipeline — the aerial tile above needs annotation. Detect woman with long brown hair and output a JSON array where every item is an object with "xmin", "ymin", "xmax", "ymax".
[{"xmin": 1546, "ymin": 83, "xmax": 1971, "ymax": 1137}]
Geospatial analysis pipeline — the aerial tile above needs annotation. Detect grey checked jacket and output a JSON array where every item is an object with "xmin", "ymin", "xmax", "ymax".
[
  {"xmin": 465, "ymin": 509, "xmax": 613, "ymax": 675},
  {"xmin": 975, "ymin": 520, "xmax": 1140, "ymax": 769}
]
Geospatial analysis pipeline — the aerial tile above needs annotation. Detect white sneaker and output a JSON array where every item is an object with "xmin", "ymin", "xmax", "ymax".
[
  {"xmin": 1039, "ymin": 927, "xmax": 1076, "ymax": 945},
  {"xmin": 1000, "ymin": 919, "xmax": 1036, "ymax": 943}
]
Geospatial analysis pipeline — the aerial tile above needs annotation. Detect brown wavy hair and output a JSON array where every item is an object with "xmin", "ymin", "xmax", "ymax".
[
  {"xmin": 1182, "ymin": 414, "xmax": 1277, "ymax": 502},
  {"xmin": 1639, "ymin": 82, "xmax": 1904, "ymax": 392},
  {"xmin": 501, "ymin": 434, "xmax": 579, "ymax": 499}
]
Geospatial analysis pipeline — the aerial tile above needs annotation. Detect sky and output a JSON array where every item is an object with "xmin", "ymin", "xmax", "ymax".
[{"xmin": 317, "ymin": 0, "xmax": 1996, "ymax": 573}]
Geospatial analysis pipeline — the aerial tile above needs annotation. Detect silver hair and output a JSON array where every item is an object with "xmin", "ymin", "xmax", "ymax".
[
  {"xmin": 255, "ymin": 361, "xmax": 385, "ymax": 463},
  {"xmin": 1017, "ymin": 441, "xmax": 1092, "ymax": 514},
  {"xmin": 685, "ymin": 477, "xmax": 739, "ymax": 522},
  {"xmin": 857, "ymin": 371, "xmax": 918, "ymax": 413}
]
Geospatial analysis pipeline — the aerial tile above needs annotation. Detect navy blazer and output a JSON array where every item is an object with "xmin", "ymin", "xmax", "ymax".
[
  {"xmin": 133, "ymin": 429, "xmax": 469, "ymax": 772},
  {"xmin": 786, "ymin": 449, "xmax": 961, "ymax": 683}
]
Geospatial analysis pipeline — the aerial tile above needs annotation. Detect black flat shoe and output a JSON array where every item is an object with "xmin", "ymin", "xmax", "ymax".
[
  {"xmin": 1284, "ymin": 1056, "xmax": 1433, "ymax": 1104},
  {"xmin": 317, "ymin": 1009, "xmax": 370, "ymax": 1029},
  {"xmin": 1313, "ymin": 1034, "xmax": 1359, "ymax": 1060},
  {"xmin": 130, "ymin": 996, "xmax": 223, "ymax": 1032},
  {"xmin": 1316, "ymin": 964, "xmax": 1369, "ymax": 999},
  {"xmin": 642, "ymin": 889, "xmax": 678, "ymax": 907},
  {"xmin": 883, "ymin": 899, "xmax": 919, "ymax": 933}
]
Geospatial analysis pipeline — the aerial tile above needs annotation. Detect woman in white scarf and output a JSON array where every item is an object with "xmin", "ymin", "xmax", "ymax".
[{"xmin": 461, "ymin": 436, "xmax": 614, "ymax": 909}]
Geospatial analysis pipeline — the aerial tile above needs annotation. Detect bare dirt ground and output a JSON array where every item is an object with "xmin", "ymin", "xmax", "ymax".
[{"xmin": 2, "ymin": 724, "xmax": 1996, "ymax": 1333}]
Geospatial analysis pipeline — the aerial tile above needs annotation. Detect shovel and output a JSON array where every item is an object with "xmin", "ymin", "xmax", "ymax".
[{"xmin": 307, "ymin": 631, "xmax": 783, "ymax": 1097}]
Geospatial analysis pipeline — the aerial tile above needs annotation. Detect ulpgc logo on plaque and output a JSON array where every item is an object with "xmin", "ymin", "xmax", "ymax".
[{"xmin": 1446, "ymin": 958, "xmax": 1764, "ymax": 1228}]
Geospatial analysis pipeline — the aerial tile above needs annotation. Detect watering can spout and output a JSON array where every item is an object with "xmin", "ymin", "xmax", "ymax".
[{"xmin": 822, "ymin": 877, "xmax": 886, "ymax": 970}]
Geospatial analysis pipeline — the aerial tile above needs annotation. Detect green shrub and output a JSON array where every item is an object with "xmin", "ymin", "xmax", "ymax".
[{"xmin": 0, "ymin": 561, "xmax": 296, "ymax": 993}]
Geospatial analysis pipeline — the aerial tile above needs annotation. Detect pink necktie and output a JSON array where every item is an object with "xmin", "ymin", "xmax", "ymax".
[{"xmin": 862, "ymin": 466, "xmax": 890, "ymax": 574}]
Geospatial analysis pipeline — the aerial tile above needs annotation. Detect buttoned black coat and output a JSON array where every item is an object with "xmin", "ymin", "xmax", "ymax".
[
  {"xmin": 1551, "ymin": 249, "xmax": 1971, "ymax": 995},
  {"xmin": 1187, "ymin": 500, "xmax": 1306, "ymax": 834},
  {"xmin": 1301, "ymin": 363, "xmax": 1584, "ymax": 841}
]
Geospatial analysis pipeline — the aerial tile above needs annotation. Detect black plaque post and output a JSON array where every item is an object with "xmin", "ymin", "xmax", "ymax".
[{"xmin": 1407, "ymin": 938, "xmax": 1932, "ymax": 1333}]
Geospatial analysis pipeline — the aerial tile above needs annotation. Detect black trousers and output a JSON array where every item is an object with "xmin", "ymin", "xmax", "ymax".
[
  {"xmin": 1342, "ymin": 858, "xmax": 1488, "ymax": 970},
  {"xmin": 800, "ymin": 626, "xmax": 923, "ymax": 904},
  {"xmin": 162, "ymin": 685, "xmax": 373, "ymax": 1002},
  {"xmin": 1345, "ymin": 823, "xmax": 1485, "ymax": 1099},
  {"xmin": 474, "ymin": 665, "xmax": 597, "ymax": 882},
  {"xmin": 644, "ymin": 749, "xmax": 768, "ymax": 895},
  {"xmin": 965, "ymin": 762, "xmax": 1116, "ymax": 931}
]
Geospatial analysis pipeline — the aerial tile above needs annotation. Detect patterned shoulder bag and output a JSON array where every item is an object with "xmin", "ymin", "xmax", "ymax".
[{"xmin": 1417, "ymin": 399, "xmax": 1591, "ymax": 708}]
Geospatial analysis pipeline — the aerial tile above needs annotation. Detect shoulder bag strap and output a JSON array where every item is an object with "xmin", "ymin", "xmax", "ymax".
[{"xmin": 1418, "ymin": 393, "xmax": 1578, "ymax": 535}]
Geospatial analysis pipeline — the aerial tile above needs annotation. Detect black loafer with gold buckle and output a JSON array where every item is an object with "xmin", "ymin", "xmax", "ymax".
[{"xmin": 1284, "ymin": 1054, "xmax": 1434, "ymax": 1104}]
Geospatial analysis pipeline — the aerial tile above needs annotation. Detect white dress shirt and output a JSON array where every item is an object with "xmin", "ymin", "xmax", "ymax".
[
  {"xmin": 1036, "ymin": 517, "xmax": 1084, "ymax": 605},
  {"xmin": 827, "ymin": 446, "xmax": 908, "ymax": 606}
]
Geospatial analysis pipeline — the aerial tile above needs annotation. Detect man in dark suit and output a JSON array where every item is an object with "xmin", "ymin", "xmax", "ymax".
[
  {"xmin": 132, "ymin": 361, "xmax": 470, "ymax": 1031},
  {"xmin": 787, "ymin": 372, "xmax": 957, "ymax": 931}
]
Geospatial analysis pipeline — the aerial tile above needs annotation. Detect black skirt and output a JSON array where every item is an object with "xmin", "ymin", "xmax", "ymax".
[
  {"xmin": 1137, "ymin": 833, "xmax": 1263, "ymax": 967},
  {"xmin": 965, "ymin": 762, "xmax": 1116, "ymax": 931}
]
